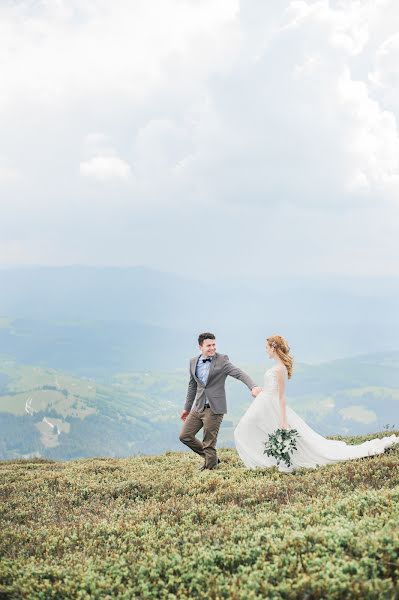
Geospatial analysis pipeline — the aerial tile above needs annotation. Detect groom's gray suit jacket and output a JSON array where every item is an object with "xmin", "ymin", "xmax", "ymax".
[{"xmin": 184, "ymin": 352, "xmax": 256, "ymax": 415}]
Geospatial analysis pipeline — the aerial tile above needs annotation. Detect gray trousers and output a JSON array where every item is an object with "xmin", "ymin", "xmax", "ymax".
[{"xmin": 179, "ymin": 408, "xmax": 224, "ymax": 468}]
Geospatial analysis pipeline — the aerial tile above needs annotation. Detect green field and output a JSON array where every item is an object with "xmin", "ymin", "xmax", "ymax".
[{"xmin": 1, "ymin": 433, "xmax": 398, "ymax": 599}]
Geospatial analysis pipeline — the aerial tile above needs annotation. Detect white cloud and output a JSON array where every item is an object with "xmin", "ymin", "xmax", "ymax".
[
  {"xmin": 0, "ymin": 165, "xmax": 18, "ymax": 183},
  {"xmin": 79, "ymin": 133, "xmax": 132, "ymax": 181},
  {"xmin": 0, "ymin": 0, "xmax": 399, "ymax": 277},
  {"xmin": 371, "ymin": 32, "xmax": 399, "ymax": 89},
  {"xmin": 369, "ymin": 32, "xmax": 399, "ymax": 121},
  {"xmin": 80, "ymin": 155, "xmax": 131, "ymax": 181},
  {"xmin": 338, "ymin": 67, "xmax": 399, "ymax": 192}
]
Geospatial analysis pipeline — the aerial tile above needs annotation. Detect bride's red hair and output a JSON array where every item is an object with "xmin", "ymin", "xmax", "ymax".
[{"xmin": 267, "ymin": 335, "xmax": 293, "ymax": 379}]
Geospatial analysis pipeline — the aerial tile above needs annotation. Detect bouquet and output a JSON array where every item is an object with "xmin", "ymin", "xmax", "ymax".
[{"xmin": 264, "ymin": 428, "xmax": 300, "ymax": 468}]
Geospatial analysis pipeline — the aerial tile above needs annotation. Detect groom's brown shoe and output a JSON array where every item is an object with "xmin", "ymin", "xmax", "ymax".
[
  {"xmin": 207, "ymin": 458, "xmax": 221, "ymax": 470},
  {"xmin": 198, "ymin": 458, "xmax": 221, "ymax": 471}
]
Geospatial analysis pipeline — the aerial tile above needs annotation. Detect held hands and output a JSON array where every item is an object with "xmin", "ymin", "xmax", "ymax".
[
  {"xmin": 251, "ymin": 386, "xmax": 262, "ymax": 398},
  {"xmin": 180, "ymin": 410, "xmax": 190, "ymax": 421}
]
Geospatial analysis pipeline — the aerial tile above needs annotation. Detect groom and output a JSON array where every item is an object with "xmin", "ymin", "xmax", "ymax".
[{"xmin": 179, "ymin": 332, "xmax": 262, "ymax": 470}]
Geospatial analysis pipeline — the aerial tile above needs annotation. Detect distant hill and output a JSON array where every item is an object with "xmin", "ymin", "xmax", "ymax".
[
  {"xmin": 0, "ymin": 352, "xmax": 398, "ymax": 460},
  {"xmin": 0, "ymin": 316, "xmax": 190, "ymax": 374},
  {"xmin": 1, "ymin": 266, "xmax": 399, "ymax": 363},
  {"xmin": 1, "ymin": 438, "xmax": 398, "ymax": 598}
]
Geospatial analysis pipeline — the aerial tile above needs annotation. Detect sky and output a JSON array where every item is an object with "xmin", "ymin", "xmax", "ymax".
[{"xmin": 1, "ymin": 0, "xmax": 399, "ymax": 280}]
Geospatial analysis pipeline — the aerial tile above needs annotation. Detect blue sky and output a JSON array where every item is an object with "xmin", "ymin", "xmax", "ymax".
[{"xmin": 1, "ymin": 0, "xmax": 399, "ymax": 280}]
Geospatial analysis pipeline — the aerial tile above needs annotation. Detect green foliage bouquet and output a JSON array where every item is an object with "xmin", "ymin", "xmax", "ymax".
[{"xmin": 264, "ymin": 428, "xmax": 300, "ymax": 468}]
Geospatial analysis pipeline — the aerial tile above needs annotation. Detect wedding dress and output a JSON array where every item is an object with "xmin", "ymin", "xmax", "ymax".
[{"xmin": 234, "ymin": 365, "xmax": 399, "ymax": 472}]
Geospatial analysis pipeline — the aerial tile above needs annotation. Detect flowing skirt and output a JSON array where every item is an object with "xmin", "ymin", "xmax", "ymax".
[{"xmin": 234, "ymin": 391, "xmax": 399, "ymax": 472}]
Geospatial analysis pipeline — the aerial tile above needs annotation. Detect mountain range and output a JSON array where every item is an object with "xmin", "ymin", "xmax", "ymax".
[{"xmin": 1, "ymin": 265, "xmax": 398, "ymax": 367}]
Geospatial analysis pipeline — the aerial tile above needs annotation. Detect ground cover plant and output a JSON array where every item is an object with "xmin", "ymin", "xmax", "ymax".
[{"xmin": 0, "ymin": 431, "xmax": 398, "ymax": 599}]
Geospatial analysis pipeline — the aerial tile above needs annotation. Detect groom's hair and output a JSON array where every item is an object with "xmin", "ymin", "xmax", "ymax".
[{"xmin": 198, "ymin": 332, "xmax": 215, "ymax": 346}]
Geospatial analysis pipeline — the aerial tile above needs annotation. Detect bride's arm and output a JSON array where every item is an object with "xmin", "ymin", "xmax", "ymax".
[{"xmin": 277, "ymin": 369, "xmax": 288, "ymax": 429}]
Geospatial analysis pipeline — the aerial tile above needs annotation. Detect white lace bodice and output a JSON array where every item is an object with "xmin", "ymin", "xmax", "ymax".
[{"xmin": 263, "ymin": 366, "xmax": 280, "ymax": 395}]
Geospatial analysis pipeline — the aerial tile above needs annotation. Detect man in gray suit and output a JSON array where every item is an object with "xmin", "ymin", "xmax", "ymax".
[{"xmin": 179, "ymin": 332, "xmax": 262, "ymax": 470}]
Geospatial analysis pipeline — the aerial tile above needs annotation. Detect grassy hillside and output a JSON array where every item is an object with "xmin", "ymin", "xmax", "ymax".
[{"xmin": 1, "ymin": 433, "xmax": 398, "ymax": 599}]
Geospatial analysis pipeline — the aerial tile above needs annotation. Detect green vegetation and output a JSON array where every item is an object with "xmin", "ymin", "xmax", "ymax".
[
  {"xmin": 0, "ymin": 359, "xmax": 185, "ymax": 460},
  {"xmin": 1, "ymin": 433, "xmax": 398, "ymax": 599}
]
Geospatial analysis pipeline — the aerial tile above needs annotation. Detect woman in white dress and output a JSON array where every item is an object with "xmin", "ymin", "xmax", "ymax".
[{"xmin": 234, "ymin": 335, "xmax": 398, "ymax": 472}]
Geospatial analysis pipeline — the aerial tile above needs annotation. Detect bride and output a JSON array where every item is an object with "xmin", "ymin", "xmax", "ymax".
[{"xmin": 234, "ymin": 335, "xmax": 398, "ymax": 472}]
